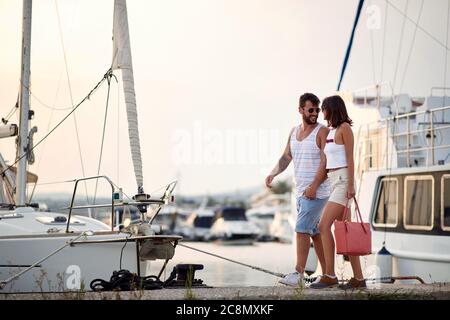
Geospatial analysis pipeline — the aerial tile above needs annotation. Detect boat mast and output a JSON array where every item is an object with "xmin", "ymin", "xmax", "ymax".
[{"xmin": 16, "ymin": 0, "xmax": 32, "ymax": 206}]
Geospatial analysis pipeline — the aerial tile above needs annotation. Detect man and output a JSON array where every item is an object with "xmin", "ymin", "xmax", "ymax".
[{"xmin": 265, "ymin": 93, "xmax": 330, "ymax": 287}]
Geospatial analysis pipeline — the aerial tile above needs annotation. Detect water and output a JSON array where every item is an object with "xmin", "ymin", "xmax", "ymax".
[
  {"xmin": 150, "ymin": 242, "xmax": 297, "ymax": 287},
  {"xmin": 148, "ymin": 241, "xmax": 373, "ymax": 287}
]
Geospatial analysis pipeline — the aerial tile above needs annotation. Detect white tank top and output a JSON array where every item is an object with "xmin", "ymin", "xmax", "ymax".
[
  {"xmin": 290, "ymin": 124, "xmax": 331, "ymax": 199},
  {"xmin": 324, "ymin": 128, "xmax": 348, "ymax": 169}
]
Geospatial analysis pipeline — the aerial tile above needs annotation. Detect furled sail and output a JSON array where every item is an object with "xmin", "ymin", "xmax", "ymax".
[{"xmin": 112, "ymin": 0, "xmax": 144, "ymax": 193}]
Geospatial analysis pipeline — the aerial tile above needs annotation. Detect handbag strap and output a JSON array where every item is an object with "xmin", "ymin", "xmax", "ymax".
[{"xmin": 342, "ymin": 196, "xmax": 364, "ymax": 224}]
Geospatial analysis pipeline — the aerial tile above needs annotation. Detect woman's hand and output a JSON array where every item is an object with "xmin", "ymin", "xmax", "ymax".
[{"xmin": 347, "ymin": 184, "xmax": 356, "ymax": 199}]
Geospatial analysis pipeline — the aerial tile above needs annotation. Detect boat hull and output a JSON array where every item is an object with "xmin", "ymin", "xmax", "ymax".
[{"xmin": 0, "ymin": 233, "xmax": 149, "ymax": 293}]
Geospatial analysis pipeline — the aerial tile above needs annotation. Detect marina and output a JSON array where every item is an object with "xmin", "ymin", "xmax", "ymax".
[{"xmin": 1, "ymin": 0, "xmax": 450, "ymax": 301}]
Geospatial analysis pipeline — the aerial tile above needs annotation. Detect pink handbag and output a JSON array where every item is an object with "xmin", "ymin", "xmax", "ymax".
[{"xmin": 333, "ymin": 197, "xmax": 371, "ymax": 256}]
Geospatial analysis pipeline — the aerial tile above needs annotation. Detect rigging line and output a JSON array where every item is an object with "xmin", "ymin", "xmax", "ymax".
[
  {"xmin": 380, "ymin": 1, "xmax": 389, "ymax": 82},
  {"xmin": 29, "ymin": 70, "xmax": 65, "ymax": 203},
  {"xmin": 117, "ymin": 74, "xmax": 121, "ymax": 186},
  {"xmin": 31, "ymin": 3, "xmax": 79, "ymax": 203},
  {"xmin": 444, "ymin": 0, "xmax": 450, "ymax": 108},
  {"xmin": 385, "ymin": 0, "xmax": 450, "ymax": 51},
  {"xmin": 178, "ymin": 243, "xmax": 285, "ymax": 278},
  {"xmin": 28, "ymin": 91, "xmax": 72, "ymax": 111},
  {"xmin": 93, "ymin": 72, "xmax": 118, "ymax": 205},
  {"xmin": 35, "ymin": 179, "xmax": 77, "ymax": 186},
  {"xmin": 2, "ymin": 100, "xmax": 18, "ymax": 123},
  {"xmin": 370, "ymin": 14, "xmax": 376, "ymax": 84},
  {"xmin": 0, "ymin": 70, "xmax": 110, "ymax": 178},
  {"xmin": 399, "ymin": 0, "xmax": 424, "ymax": 93},
  {"xmin": 392, "ymin": 0, "xmax": 409, "ymax": 93},
  {"xmin": 55, "ymin": 0, "xmax": 91, "ymax": 208}
]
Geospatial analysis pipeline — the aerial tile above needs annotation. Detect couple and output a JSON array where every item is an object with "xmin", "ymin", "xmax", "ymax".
[{"xmin": 265, "ymin": 93, "xmax": 365, "ymax": 289}]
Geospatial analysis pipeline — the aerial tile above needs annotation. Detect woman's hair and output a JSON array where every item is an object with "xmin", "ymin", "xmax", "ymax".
[{"xmin": 322, "ymin": 95, "xmax": 353, "ymax": 128}]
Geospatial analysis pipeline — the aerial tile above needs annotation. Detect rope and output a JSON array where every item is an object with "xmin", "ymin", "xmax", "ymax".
[
  {"xmin": 380, "ymin": 1, "xmax": 389, "ymax": 82},
  {"xmin": 29, "ymin": 71, "xmax": 64, "ymax": 203},
  {"xmin": 385, "ymin": 0, "xmax": 450, "ymax": 51},
  {"xmin": 443, "ymin": 0, "xmax": 450, "ymax": 108},
  {"xmin": 90, "ymin": 269, "xmax": 164, "ymax": 291},
  {"xmin": 116, "ymin": 79, "xmax": 121, "ymax": 186},
  {"xmin": 178, "ymin": 242, "xmax": 285, "ymax": 278},
  {"xmin": 93, "ymin": 71, "xmax": 118, "ymax": 205},
  {"xmin": 1, "ymin": 99, "xmax": 19, "ymax": 124},
  {"xmin": 0, "ymin": 69, "xmax": 110, "ymax": 179},
  {"xmin": 392, "ymin": 0, "xmax": 409, "ymax": 92},
  {"xmin": 55, "ymin": 0, "xmax": 91, "ymax": 209},
  {"xmin": 0, "ymin": 231, "xmax": 90, "ymax": 289},
  {"xmin": 369, "ymin": 0, "xmax": 376, "ymax": 84},
  {"xmin": 399, "ymin": 0, "xmax": 424, "ymax": 93},
  {"xmin": 29, "ymin": 91, "xmax": 72, "ymax": 111}
]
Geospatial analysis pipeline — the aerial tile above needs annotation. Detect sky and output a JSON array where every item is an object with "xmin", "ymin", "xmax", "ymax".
[{"xmin": 1, "ymin": 0, "xmax": 449, "ymax": 198}]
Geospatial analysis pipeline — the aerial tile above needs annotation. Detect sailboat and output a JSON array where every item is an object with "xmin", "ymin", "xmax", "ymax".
[{"xmin": 0, "ymin": 0, "xmax": 182, "ymax": 293}]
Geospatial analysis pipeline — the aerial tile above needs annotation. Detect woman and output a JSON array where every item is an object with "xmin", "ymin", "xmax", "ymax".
[{"xmin": 309, "ymin": 95, "xmax": 365, "ymax": 289}]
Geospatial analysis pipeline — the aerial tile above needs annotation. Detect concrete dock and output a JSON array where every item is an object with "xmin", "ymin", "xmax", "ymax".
[{"xmin": 1, "ymin": 283, "xmax": 449, "ymax": 300}]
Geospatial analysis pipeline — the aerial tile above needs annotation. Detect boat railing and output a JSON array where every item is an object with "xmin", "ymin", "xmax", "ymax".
[
  {"xmin": 65, "ymin": 176, "xmax": 176, "ymax": 232},
  {"xmin": 66, "ymin": 175, "xmax": 115, "ymax": 233},
  {"xmin": 355, "ymin": 105, "xmax": 450, "ymax": 173}
]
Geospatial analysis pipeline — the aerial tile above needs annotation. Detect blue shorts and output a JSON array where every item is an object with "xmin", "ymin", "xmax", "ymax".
[{"xmin": 296, "ymin": 196, "xmax": 329, "ymax": 236}]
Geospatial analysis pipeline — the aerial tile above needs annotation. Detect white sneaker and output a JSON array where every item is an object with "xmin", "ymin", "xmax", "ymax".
[{"xmin": 279, "ymin": 272, "xmax": 305, "ymax": 287}]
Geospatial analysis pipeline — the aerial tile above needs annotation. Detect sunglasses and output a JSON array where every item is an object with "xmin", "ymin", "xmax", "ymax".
[{"xmin": 305, "ymin": 107, "xmax": 321, "ymax": 113}]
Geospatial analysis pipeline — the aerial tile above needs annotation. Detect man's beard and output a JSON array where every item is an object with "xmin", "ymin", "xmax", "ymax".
[{"xmin": 303, "ymin": 115, "xmax": 317, "ymax": 125}]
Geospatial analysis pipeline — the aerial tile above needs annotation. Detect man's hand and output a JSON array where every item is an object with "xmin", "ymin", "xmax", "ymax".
[
  {"xmin": 265, "ymin": 175, "xmax": 275, "ymax": 188},
  {"xmin": 304, "ymin": 186, "xmax": 317, "ymax": 200}
]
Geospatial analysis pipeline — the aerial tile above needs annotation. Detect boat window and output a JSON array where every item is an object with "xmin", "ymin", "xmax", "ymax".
[
  {"xmin": 373, "ymin": 178, "xmax": 398, "ymax": 227},
  {"xmin": 194, "ymin": 216, "xmax": 214, "ymax": 228},
  {"xmin": 442, "ymin": 175, "xmax": 450, "ymax": 231},
  {"xmin": 404, "ymin": 176, "xmax": 434, "ymax": 230},
  {"xmin": 220, "ymin": 208, "xmax": 247, "ymax": 221}
]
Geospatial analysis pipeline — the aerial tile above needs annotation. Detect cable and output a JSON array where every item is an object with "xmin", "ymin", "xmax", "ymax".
[
  {"xmin": 2, "ymin": 99, "xmax": 19, "ymax": 124},
  {"xmin": 29, "ymin": 91, "xmax": 72, "ymax": 111},
  {"xmin": 116, "ymin": 78, "xmax": 121, "ymax": 186},
  {"xmin": 178, "ymin": 242, "xmax": 285, "ymax": 278},
  {"xmin": 29, "ymin": 72, "xmax": 63, "ymax": 202},
  {"xmin": 380, "ymin": 1, "xmax": 389, "ymax": 82},
  {"xmin": 443, "ymin": 0, "xmax": 450, "ymax": 108},
  {"xmin": 399, "ymin": 0, "xmax": 424, "ymax": 93},
  {"xmin": 385, "ymin": 0, "xmax": 450, "ymax": 51},
  {"xmin": 119, "ymin": 235, "xmax": 130, "ymax": 270},
  {"xmin": 369, "ymin": 0, "xmax": 376, "ymax": 84},
  {"xmin": 392, "ymin": 0, "xmax": 409, "ymax": 92},
  {"xmin": 93, "ymin": 73, "xmax": 118, "ymax": 205},
  {"xmin": 55, "ymin": 0, "xmax": 91, "ymax": 208},
  {"xmin": 0, "ymin": 69, "xmax": 111, "ymax": 178}
]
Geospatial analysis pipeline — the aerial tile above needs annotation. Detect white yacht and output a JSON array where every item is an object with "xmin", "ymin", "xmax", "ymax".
[
  {"xmin": 269, "ymin": 205, "xmax": 293, "ymax": 243},
  {"xmin": 246, "ymin": 206, "xmax": 276, "ymax": 241},
  {"xmin": 348, "ymin": 85, "xmax": 450, "ymax": 283},
  {"xmin": 184, "ymin": 208, "xmax": 215, "ymax": 241},
  {"xmin": 0, "ymin": 0, "xmax": 181, "ymax": 293},
  {"xmin": 209, "ymin": 207, "xmax": 260, "ymax": 245}
]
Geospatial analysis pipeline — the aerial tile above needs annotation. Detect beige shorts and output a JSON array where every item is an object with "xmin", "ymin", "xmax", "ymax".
[{"xmin": 327, "ymin": 168, "xmax": 354, "ymax": 207}]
